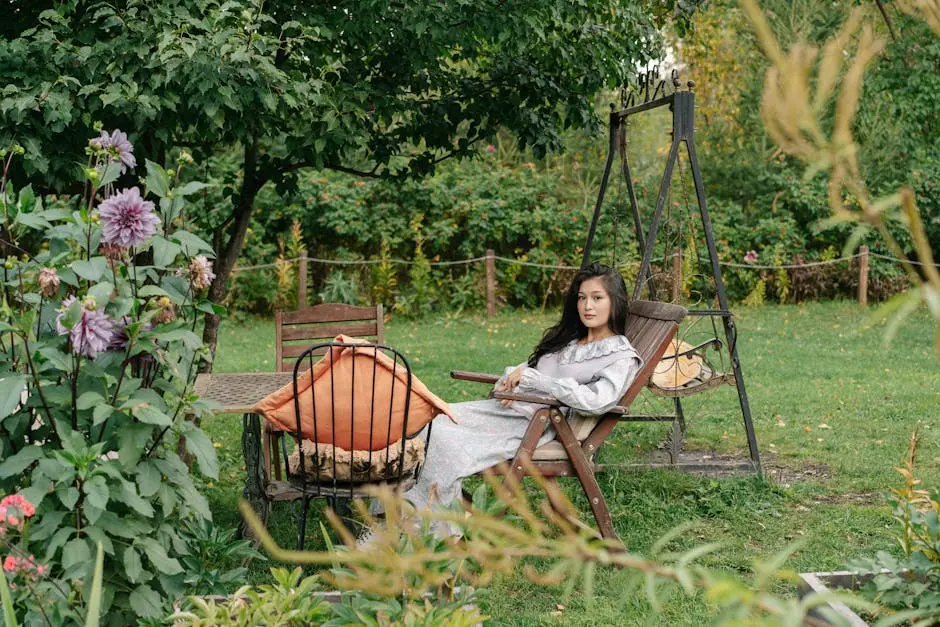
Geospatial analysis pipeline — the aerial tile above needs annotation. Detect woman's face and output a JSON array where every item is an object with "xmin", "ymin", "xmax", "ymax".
[{"xmin": 576, "ymin": 277, "xmax": 612, "ymax": 331}]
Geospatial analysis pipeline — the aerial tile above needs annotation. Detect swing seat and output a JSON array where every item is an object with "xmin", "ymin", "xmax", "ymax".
[
  {"xmin": 648, "ymin": 362, "xmax": 736, "ymax": 397},
  {"xmin": 647, "ymin": 337, "xmax": 735, "ymax": 398}
]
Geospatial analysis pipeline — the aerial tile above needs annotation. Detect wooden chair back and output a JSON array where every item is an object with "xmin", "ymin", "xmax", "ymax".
[
  {"xmin": 580, "ymin": 300, "xmax": 686, "ymax": 452},
  {"xmin": 275, "ymin": 303, "xmax": 384, "ymax": 373}
]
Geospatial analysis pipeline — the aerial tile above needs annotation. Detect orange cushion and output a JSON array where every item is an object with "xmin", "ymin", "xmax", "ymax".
[{"xmin": 254, "ymin": 335, "xmax": 454, "ymax": 451}]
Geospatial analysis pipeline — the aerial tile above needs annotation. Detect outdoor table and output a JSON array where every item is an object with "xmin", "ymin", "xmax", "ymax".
[{"xmin": 193, "ymin": 372, "xmax": 293, "ymax": 531}]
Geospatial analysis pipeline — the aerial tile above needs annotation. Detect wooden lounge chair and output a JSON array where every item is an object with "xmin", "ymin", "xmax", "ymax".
[{"xmin": 451, "ymin": 300, "xmax": 687, "ymax": 542}]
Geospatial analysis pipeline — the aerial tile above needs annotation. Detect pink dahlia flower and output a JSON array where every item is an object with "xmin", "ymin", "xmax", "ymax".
[
  {"xmin": 91, "ymin": 129, "xmax": 137, "ymax": 173},
  {"xmin": 743, "ymin": 250, "xmax": 758, "ymax": 264},
  {"xmin": 98, "ymin": 187, "xmax": 160, "ymax": 247}
]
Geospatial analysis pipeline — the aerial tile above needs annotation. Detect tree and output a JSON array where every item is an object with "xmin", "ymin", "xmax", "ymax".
[{"xmin": 0, "ymin": 0, "xmax": 699, "ymax": 361}]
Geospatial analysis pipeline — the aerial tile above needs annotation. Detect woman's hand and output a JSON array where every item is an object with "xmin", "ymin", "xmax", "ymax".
[{"xmin": 495, "ymin": 366, "xmax": 525, "ymax": 406}]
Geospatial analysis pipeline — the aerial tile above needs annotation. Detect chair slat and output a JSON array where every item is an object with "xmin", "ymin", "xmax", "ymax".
[
  {"xmin": 281, "ymin": 322, "xmax": 378, "ymax": 341},
  {"xmin": 629, "ymin": 300, "xmax": 687, "ymax": 322},
  {"xmin": 279, "ymin": 304, "xmax": 379, "ymax": 325}
]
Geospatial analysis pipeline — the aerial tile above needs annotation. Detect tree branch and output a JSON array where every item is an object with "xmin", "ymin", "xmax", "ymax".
[{"xmin": 873, "ymin": 0, "xmax": 898, "ymax": 42}]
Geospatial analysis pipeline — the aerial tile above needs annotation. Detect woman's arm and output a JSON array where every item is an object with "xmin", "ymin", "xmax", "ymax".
[{"xmin": 517, "ymin": 355, "xmax": 642, "ymax": 415}]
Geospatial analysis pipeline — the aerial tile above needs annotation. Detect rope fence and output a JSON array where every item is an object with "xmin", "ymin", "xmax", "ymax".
[
  {"xmin": 230, "ymin": 246, "xmax": 936, "ymax": 315},
  {"xmin": 230, "ymin": 250, "xmax": 936, "ymax": 273}
]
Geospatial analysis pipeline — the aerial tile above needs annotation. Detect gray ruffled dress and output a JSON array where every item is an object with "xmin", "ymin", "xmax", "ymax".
[{"xmin": 402, "ymin": 334, "xmax": 642, "ymax": 523}]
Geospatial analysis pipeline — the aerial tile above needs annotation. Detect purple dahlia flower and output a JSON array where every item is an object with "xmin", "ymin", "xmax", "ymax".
[
  {"xmin": 56, "ymin": 297, "xmax": 115, "ymax": 359},
  {"xmin": 91, "ymin": 129, "xmax": 137, "ymax": 173},
  {"xmin": 98, "ymin": 187, "xmax": 160, "ymax": 248}
]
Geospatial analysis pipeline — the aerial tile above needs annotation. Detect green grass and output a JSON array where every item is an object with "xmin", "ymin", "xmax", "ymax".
[{"xmin": 200, "ymin": 301, "xmax": 939, "ymax": 624}]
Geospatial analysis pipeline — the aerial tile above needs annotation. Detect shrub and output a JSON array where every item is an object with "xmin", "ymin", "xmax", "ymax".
[
  {"xmin": 846, "ymin": 431, "xmax": 940, "ymax": 622},
  {"xmin": 0, "ymin": 135, "xmax": 243, "ymax": 622}
]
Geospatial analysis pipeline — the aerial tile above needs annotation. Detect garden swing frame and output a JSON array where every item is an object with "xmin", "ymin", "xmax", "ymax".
[{"xmin": 582, "ymin": 73, "xmax": 762, "ymax": 474}]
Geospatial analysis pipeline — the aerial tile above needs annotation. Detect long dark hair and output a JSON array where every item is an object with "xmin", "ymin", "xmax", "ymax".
[{"xmin": 528, "ymin": 263, "xmax": 629, "ymax": 367}]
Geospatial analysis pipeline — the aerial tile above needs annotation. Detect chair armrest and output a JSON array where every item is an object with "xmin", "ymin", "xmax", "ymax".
[
  {"xmin": 450, "ymin": 370, "xmax": 500, "ymax": 384},
  {"xmin": 490, "ymin": 390, "xmax": 562, "ymax": 407}
]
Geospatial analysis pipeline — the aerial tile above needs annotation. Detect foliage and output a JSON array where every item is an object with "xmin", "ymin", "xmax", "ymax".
[
  {"xmin": 740, "ymin": 0, "xmax": 940, "ymax": 351},
  {"xmin": 234, "ymin": 478, "xmax": 893, "ymax": 626},
  {"xmin": 170, "ymin": 567, "xmax": 332, "ymax": 626},
  {"xmin": 0, "ymin": 0, "xmax": 701, "ymax": 356},
  {"xmin": 170, "ymin": 564, "xmax": 483, "ymax": 627},
  {"xmin": 179, "ymin": 518, "xmax": 266, "ymax": 597},
  {"xmin": 0, "ymin": 135, "xmax": 246, "ymax": 622},
  {"xmin": 317, "ymin": 270, "xmax": 360, "ymax": 307},
  {"xmin": 371, "ymin": 238, "xmax": 398, "ymax": 310},
  {"xmin": 227, "ymin": 149, "xmax": 608, "ymax": 313},
  {"xmin": 0, "ymin": 524, "xmax": 104, "ymax": 627},
  {"xmin": 846, "ymin": 431, "xmax": 940, "ymax": 622}
]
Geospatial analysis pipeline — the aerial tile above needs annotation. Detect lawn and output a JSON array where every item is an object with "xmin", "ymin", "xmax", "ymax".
[{"xmin": 200, "ymin": 301, "xmax": 939, "ymax": 625}]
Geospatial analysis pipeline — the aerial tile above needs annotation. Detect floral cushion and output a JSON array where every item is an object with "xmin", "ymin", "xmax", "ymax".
[{"xmin": 287, "ymin": 436, "xmax": 426, "ymax": 483}]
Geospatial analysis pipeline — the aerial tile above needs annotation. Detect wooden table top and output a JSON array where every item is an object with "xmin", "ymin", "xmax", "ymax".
[{"xmin": 194, "ymin": 372, "xmax": 294, "ymax": 414}]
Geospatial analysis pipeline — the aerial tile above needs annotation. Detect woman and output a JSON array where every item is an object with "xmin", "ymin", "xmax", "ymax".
[{"xmin": 365, "ymin": 263, "xmax": 643, "ymax": 541}]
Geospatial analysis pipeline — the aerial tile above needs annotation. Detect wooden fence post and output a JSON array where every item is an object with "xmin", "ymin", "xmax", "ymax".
[
  {"xmin": 297, "ymin": 250, "xmax": 308, "ymax": 309},
  {"xmin": 858, "ymin": 245, "xmax": 869, "ymax": 307},
  {"xmin": 486, "ymin": 249, "xmax": 496, "ymax": 318},
  {"xmin": 672, "ymin": 247, "xmax": 682, "ymax": 303}
]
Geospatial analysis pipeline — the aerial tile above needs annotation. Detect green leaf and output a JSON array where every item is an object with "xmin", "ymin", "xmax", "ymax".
[
  {"xmin": 29, "ymin": 510, "xmax": 68, "ymax": 541},
  {"xmin": 71, "ymin": 257, "xmax": 108, "ymax": 282},
  {"xmin": 0, "ymin": 565, "xmax": 18, "ymax": 627},
  {"xmin": 118, "ymin": 423, "xmax": 153, "ymax": 470},
  {"xmin": 145, "ymin": 159, "xmax": 169, "ymax": 198},
  {"xmin": 119, "ymin": 480, "xmax": 154, "ymax": 517},
  {"xmin": 86, "ymin": 281, "xmax": 114, "ymax": 307},
  {"xmin": 97, "ymin": 161, "xmax": 122, "ymax": 187},
  {"xmin": 0, "ymin": 444, "xmax": 43, "ymax": 478},
  {"xmin": 82, "ymin": 526, "xmax": 114, "ymax": 556},
  {"xmin": 123, "ymin": 546, "xmax": 143, "ymax": 584},
  {"xmin": 76, "ymin": 391, "xmax": 105, "ymax": 411},
  {"xmin": 175, "ymin": 181, "xmax": 208, "ymax": 197},
  {"xmin": 148, "ymin": 328, "xmax": 202, "ymax": 350},
  {"xmin": 62, "ymin": 537, "xmax": 92, "ymax": 571},
  {"xmin": 128, "ymin": 584, "xmax": 164, "ymax": 619},
  {"xmin": 137, "ymin": 285, "xmax": 170, "ymax": 299},
  {"xmin": 170, "ymin": 230, "xmax": 214, "ymax": 255},
  {"xmin": 14, "ymin": 211, "xmax": 51, "ymax": 230},
  {"xmin": 139, "ymin": 538, "xmax": 183, "ymax": 575},
  {"xmin": 83, "ymin": 475, "xmax": 109, "ymax": 510},
  {"xmin": 136, "ymin": 461, "xmax": 162, "ymax": 498},
  {"xmin": 85, "ymin": 543, "xmax": 105, "ymax": 627},
  {"xmin": 131, "ymin": 404, "xmax": 171, "ymax": 426},
  {"xmin": 0, "ymin": 375, "xmax": 28, "ymax": 419},
  {"xmin": 57, "ymin": 486, "xmax": 80, "ymax": 510},
  {"xmin": 38, "ymin": 346, "xmax": 73, "ymax": 372},
  {"xmin": 93, "ymin": 404, "xmax": 114, "ymax": 426},
  {"xmin": 151, "ymin": 235, "xmax": 182, "ymax": 267},
  {"xmin": 183, "ymin": 428, "xmax": 219, "ymax": 480}
]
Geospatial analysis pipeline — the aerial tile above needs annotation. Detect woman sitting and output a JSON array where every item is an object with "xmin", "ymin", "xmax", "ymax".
[{"xmin": 364, "ymin": 263, "xmax": 643, "ymax": 541}]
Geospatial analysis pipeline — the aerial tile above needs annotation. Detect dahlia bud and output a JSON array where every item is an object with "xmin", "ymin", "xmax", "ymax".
[
  {"xmin": 99, "ymin": 243, "xmax": 126, "ymax": 261},
  {"xmin": 38, "ymin": 268, "xmax": 60, "ymax": 297},
  {"xmin": 152, "ymin": 296, "xmax": 176, "ymax": 324}
]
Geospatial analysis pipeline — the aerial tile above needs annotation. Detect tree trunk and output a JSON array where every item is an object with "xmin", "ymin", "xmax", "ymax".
[{"xmin": 200, "ymin": 138, "xmax": 263, "ymax": 372}]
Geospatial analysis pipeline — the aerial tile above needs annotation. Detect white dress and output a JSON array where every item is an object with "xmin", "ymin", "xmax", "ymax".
[{"xmin": 401, "ymin": 334, "xmax": 643, "ymax": 531}]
